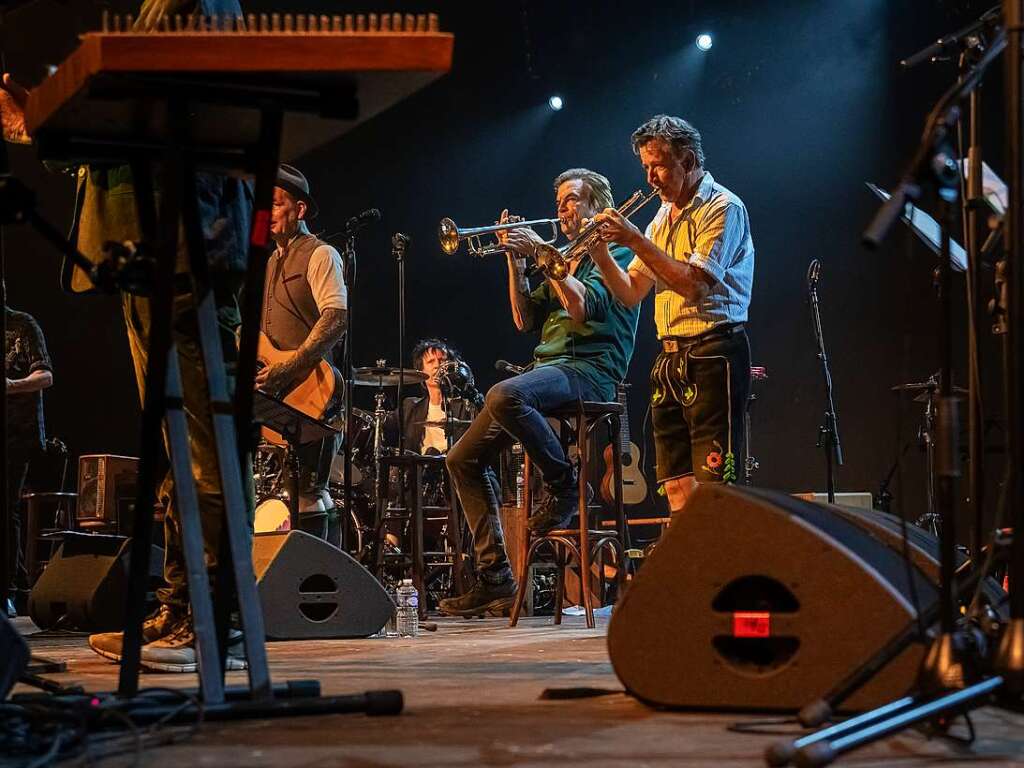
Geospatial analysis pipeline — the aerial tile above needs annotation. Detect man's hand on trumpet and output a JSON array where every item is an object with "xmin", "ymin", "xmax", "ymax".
[
  {"xmin": 593, "ymin": 207, "xmax": 643, "ymax": 250},
  {"xmin": 498, "ymin": 209, "xmax": 544, "ymax": 282},
  {"xmin": 498, "ymin": 209, "xmax": 545, "ymax": 258}
]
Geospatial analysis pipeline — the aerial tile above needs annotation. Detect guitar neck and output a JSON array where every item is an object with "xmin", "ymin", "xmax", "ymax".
[{"xmin": 617, "ymin": 385, "xmax": 631, "ymax": 455}]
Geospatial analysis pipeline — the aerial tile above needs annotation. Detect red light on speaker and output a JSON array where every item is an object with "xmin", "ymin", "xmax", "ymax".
[{"xmin": 733, "ymin": 611, "xmax": 771, "ymax": 638}]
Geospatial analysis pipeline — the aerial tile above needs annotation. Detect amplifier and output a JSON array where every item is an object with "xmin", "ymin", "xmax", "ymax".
[{"xmin": 77, "ymin": 454, "xmax": 139, "ymax": 532}]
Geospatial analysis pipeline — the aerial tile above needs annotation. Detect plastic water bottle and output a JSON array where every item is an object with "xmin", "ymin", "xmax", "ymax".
[{"xmin": 395, "ymin": 579, "xmax": 419, "ymax": 638}]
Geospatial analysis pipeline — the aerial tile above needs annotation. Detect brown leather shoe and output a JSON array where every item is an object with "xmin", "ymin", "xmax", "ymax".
[{"xmin": 87, "ymin": 604, "xmax": 181, "ymax": 662}]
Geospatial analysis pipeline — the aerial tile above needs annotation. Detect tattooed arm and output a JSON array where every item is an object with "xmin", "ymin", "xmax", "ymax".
[{"xmin": 255, "ymin": 308, "xmax": 347, "ymax": 393}]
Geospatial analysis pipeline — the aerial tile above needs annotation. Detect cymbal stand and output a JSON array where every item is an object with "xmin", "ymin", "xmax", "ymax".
[
  {"xmin": 370, "ymin": 378, "xmax": 390, "ymax": 578},
  {"xmin": 916, "ymin": 381, "xmax": 941, "ymax": 536}
]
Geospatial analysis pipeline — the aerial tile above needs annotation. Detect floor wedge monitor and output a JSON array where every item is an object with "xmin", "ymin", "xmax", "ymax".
[
  {"xmin": 608, "ymin": 485, "xmax": 944, "ymax": 712},
  {"xmin": 253, "ymin": 530, "xmax": 392, "ymax": 639}
]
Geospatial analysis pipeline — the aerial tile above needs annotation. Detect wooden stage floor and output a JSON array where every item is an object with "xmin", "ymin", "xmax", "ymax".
[{"xmin": 12, "ymin": 615, "xmax": 1024, "ymax": 767}]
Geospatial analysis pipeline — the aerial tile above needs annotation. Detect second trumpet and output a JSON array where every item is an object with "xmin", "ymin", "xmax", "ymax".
[{"xmin": 438, "ymin": 216, "xmax": 559, "ymax": 258}]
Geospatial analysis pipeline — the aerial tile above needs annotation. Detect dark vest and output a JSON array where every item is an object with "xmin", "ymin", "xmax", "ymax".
[{"xmin": 262, "ymin": 232, "xmax": 326, "ymax": 351}]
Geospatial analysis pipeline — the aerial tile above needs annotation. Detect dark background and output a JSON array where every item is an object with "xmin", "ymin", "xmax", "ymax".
[{"xmin": 0, "ymin": 0, "xmax": 1008, "ymax": 539}]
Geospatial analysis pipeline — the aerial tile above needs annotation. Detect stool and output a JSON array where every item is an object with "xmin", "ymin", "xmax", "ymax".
[
  {"xmin": 375, "ymin": 452, "xmax": 465, "ymax": 618},
  {"xmin": 509, "ymin": 400, "xmax": 628, "ymax": 629}
]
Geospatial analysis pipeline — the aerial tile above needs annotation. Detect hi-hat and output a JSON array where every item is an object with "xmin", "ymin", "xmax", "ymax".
[
  {"xmin": 891, "ymin": 379, "xmax": 967, "ymax": 402},
  {"xmin": 353, "ymin": 366, "xmax": 428, "ymax": 387}
]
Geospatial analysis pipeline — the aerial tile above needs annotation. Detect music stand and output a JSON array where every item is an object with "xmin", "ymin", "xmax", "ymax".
[
  {"xmin": 865, "ymin": 182, "xmax": 968, "ymax": 272},
  {"xmin": 253, "ymin": 391, "xmax": 339, "ymax": 533}
]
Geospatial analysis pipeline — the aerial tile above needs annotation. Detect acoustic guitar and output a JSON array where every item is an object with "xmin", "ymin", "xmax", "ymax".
[
  {"xmin": 257, "ymin": 331, "xmax": 340, "ymax": 445},
  {"xmin": 600, "ymin": 384, "xmax": 649, "ymax": 506}
]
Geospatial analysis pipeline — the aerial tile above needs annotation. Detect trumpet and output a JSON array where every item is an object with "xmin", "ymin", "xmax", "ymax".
[
  {"xmin": 438, "ymin": 216, "xmax": 560, "ymax": 258},
  {"xmin": 533, "ymin": 188, "xmax": 660, "ymax": 281}
]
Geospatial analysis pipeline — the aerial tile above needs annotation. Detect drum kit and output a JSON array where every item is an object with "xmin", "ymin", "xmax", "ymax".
[{"xmin": 253, "ymin": 359, "xmax": 475, "ymax": 581}]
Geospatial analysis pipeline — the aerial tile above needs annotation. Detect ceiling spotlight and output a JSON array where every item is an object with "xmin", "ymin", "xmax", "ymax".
[
  {"xmin": 548, "ymin": 95, "xmax": 564, "ymax": 111},
  {"xmin": 696, "ymin": 33, "xmax": 713, "ymax": 51}
]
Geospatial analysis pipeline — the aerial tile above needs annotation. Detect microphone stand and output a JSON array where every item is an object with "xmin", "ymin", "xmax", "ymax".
[
  {"xmin": 392, "ymin": 233, "xmax": 409, "ymax": 459},
  {"xmin": 341, "ymin": 233, "xmax": 356, "ymax": 547},
  {"xmin": 807, "ymin": 259, "xmax": 842, "ymax": 503},
  {"xmin": 327, "ymin": 212, "xmax": 380, "ymax": 552}
]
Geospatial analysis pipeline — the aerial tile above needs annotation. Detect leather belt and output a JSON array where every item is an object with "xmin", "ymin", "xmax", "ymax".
[{"xmin": 661, "ymin": 323, "xmax": 744, "ymax": 353}]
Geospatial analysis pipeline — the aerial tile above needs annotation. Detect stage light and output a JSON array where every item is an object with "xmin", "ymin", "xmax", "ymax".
[
  {"xmin": 696, "ymin": 33, "xmax": 713, "ymax": 51},
  {"xmin": 548, "ymin": 95, "xmax": 564, "ymax": 111}
]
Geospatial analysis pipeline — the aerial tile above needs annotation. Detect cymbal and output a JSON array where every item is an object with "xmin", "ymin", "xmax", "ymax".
[
  {"xmin": 891, "ymin": 380, "xmax": 967, "ymax": 401},
  {"xmin": 890, "ymin": 380, "xmax": 936, "ymax": 393},
  {"xmin": 352, "ymin": 366, "xmax": 428, "ymax": 387},
  {"xmin": 415, "ymin": 418, "xmax": 472, "ymax": 428}
]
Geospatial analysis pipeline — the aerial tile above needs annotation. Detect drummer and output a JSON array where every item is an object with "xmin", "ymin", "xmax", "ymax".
[{"xmin": 387, "ymin": 338, "xmax": 482, "ymax": 454}]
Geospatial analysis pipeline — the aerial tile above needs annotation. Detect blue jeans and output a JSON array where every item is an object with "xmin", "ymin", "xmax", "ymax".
[{"xmin": 445, "ymin": 364, "xmax": 602, "ymax": 582}]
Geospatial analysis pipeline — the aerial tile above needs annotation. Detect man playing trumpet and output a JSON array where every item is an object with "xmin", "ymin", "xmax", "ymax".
[
  {"xmin": 591, "ymin": 115, "xmax": 754, "ymax": 514},
  {"xmin": 440, "ymin": 168, "xmax": 639, "ymax": 617}
]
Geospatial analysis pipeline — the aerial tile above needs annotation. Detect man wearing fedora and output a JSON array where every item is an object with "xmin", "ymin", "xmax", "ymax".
[{"xmin": 257, "ymin": 165, "xmax": 348, "ymax": 541}]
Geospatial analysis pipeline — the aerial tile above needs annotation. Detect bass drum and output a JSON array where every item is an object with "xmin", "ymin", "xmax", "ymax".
[
  {"xmin": 254, "ymin": 496, "xmax": 291, "ymax": 533},
  {"xmin": 330, "ymin": 407, "xmax": 375, "ymax": 488},
  {"xmin": 255, "ymin": 493, "xmax": 370, "ymax": 561}
]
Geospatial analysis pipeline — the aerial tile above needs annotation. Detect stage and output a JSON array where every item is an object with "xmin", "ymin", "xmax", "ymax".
[{"xmin": 12, "ymin": 615, "xmax": 1024, "ymax": 767}]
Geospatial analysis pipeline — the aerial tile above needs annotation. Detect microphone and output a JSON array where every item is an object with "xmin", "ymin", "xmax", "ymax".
[
  {"xmin": 806, "ymin": 259, "xmax": 821, "ymax": 291},
  {"xmin": 342, "ymin": 208, "xmax": 381, "ymax": 235},
  {"xmin": 495, "ymin": 359, "xmax": 525, "ymax": 376},
  {"xmin": 46, "ymin": 437, "xmax": 67, "ymax": 454},
  {"xmin": 899, "ymin": 7, "xmax": 1000, "ymax": 69}
]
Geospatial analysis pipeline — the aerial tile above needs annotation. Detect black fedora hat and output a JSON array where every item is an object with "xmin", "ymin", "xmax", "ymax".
[{"xmin": 276, "ymin": 163, "xmax": 319, "ymax": 219}]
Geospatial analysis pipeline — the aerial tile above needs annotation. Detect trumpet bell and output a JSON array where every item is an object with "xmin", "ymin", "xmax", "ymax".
[
  {"xmin": 533, "ymin": 243, "xmax": 569, "ymax": 281},
  {"xmin": 439, "ymin": 218, "xmax": 460, "ymax": 255}
]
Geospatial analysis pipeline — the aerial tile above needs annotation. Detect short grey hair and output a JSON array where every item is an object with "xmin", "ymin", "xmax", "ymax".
[
  {"xmin": 631, "ymin": 115, "xmax": 705, "ymax": 167},
  {"xmin": 552, "ymin": 168, "xmax": 615, "ymax": 212}
]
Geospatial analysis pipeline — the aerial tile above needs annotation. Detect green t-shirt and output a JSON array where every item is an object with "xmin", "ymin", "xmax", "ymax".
[{"xmin": 527, "ymin": 245, "xmax": 639, "ymax": 399}]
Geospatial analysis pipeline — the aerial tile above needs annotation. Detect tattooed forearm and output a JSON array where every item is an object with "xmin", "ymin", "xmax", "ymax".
[
  {"xmin": 507, "ymin": 256, "xmax": 536, "ymax": 332},
  {"xmin": 284, "ymin": 308, "xmax": 347, "ymax": 376}
]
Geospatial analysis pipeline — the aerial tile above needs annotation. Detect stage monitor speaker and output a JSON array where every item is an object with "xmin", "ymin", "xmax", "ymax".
[
  {"xmin": 608, "ymin": 485, "xmax": 945, "ymax": 713},
  {"xmin": 76, "ymin": 454, "xmax": 138, "ymax": 532},
  {"xmin": 253, "ymin": 530, "xmax": 391, "ymax": 640},
  {"xmin": 28, "ymin": 532, "xmax": 162, "ymax": 632},
  {"xmin": 1, "ymin": 613, "xmax": 29, "ymax": 699}
]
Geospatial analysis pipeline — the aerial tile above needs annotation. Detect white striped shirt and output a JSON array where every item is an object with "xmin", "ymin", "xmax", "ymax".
[{"xmin": 630, "ymin": 172, "xmax": 754, "ymax": 339}]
